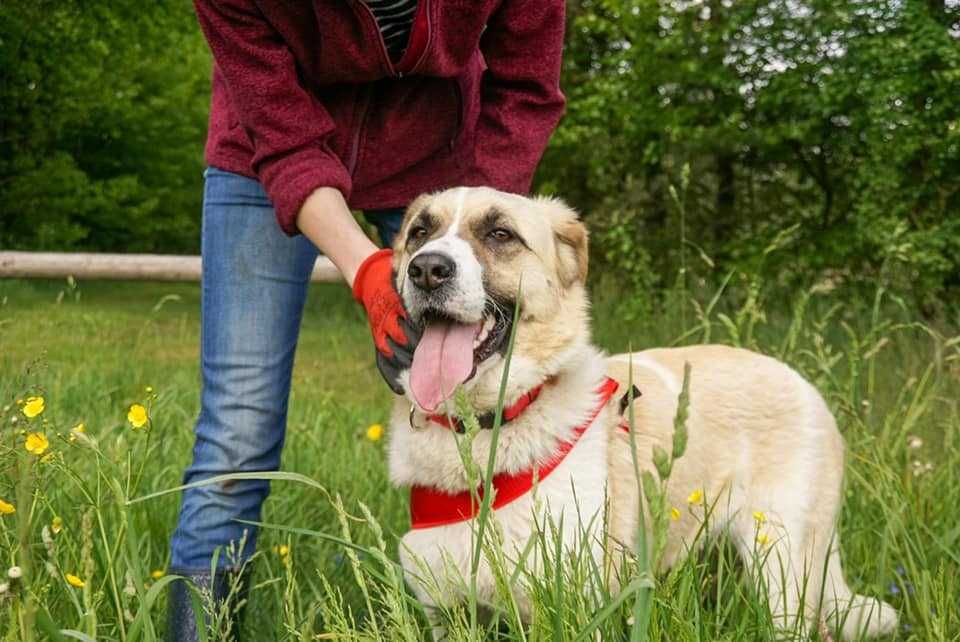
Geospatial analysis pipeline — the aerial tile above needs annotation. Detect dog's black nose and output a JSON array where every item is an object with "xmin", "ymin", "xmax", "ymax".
[{"xmin": 408, "ymin": 252, "xmax": 456, "ymax": 291}]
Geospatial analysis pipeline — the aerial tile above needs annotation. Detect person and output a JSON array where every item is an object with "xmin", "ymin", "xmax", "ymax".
[{"xmin": 167, "ymin": 1, "xmax": 565, "ymax": 639}]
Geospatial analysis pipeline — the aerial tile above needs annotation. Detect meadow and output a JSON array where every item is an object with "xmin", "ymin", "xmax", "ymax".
[{"xmin": 0, "ymin": 275, "xmax": 958, "ymax": 641}]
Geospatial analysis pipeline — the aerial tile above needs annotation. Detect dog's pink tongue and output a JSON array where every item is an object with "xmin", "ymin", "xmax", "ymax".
[{"xmin": 410, "ymin": 320, "xmax": 481, "ymax": 412}]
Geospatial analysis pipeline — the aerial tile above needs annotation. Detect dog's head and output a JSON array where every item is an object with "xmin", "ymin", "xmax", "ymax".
[{"xmin": 392, "ymin": 187, "xmax": 590, "ymax": 413}]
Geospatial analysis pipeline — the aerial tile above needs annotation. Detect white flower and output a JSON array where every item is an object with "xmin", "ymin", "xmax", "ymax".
[{"xmin": 7, "ymin": 567, "xmax": 22, "ymax": 580}]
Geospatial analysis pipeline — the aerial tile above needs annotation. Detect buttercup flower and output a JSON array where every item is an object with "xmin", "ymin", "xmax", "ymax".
[
  {"xmin": 0, "ymin": 499, "xmax": 14, "ymax": 515},
  {"xmin": 670, "ymin": 507, "xmax": 681, "ymax": 521},
  {"xmin": 756, "ymin": 532, "xmax": 770, "ymax": 547},
  {"xmin": 51, "ymin": 516, "xmax": 63, "ymax": 534},
  {"xmin": 127, "ymin": 404, "xmax": 148, "ymax": 430},
  {"xmin": 151, "ymin": 569, "xmax": 165, "ymax": 580},
  {"xmin": 65, "ymin": 573, "xmax": 85, "ymax": 588},
  {"xmin": 753, "ymin": 511, "xmax": 767, "ymax": 525},
  {"xmin": 25, "ymin": 432, "xmax": 50, "ymax": 456},
  {"xmin": 272, "ymin": 544, "xmax": 292, "ymax": 566},
  {"xmin": 365, "ymin": 423, "xmax": 384, "ymax": 441},
  {"xmin": 22, "ymin": 396, "xmax": 44, "ymax": 418},
  {"xmin": 69, "ymin": 423, "xmax": 85, "ymax": 442},
  {"xmin": 687, "ymin": 489, "xmax": 704, "ymax": 506}
]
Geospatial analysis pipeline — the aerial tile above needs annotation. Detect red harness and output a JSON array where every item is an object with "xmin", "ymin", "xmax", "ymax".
[{"xmin": 409, "ymin": 377, "xmax": 620, "ymax": 529}]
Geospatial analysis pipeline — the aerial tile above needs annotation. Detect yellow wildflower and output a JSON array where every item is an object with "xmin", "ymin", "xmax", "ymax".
[
  {"xmin": 687, "ymin": 489, "xmax": 704, "ymax": 506},
  {"xmin": 22, "ymin": 396, "xmax": 44, "ymax": 418},
  {"xmin": 0, "ymin": 499, "xmax": 15, "ymax": 515},
  {"xmin": 670, "ymin": 507, "xmax": 681, "ymax": 521},
  {"xmin": 69, "ymin": 423, "xmax": 85, "ymax": 442},
  {"xmin": 756, "ymin": 532, "xmax": 770, "ymax": 547},
  {"xmin": 365, "ymin": 423, "xmax": 384, "ymax": 441},
  {"xmin": 65, "ymin": 574, "xmax": 85, "ymax": 588},
  {"xmin": 25, "ymin": 432, "xmax": 50, "ymax": 456},
  {"xmin": 145, "ymin": 386, "xmax": 154, "ymax": 394},
  {"xmin": 273, "ymin": 544, "xmax": 290, "ymax": 557},
  {"xmin": 127, "ymin": 404, "xmax": 148, "ymax": 429},
  {"xmin": 752, "ymin": 511, "xmax": 767, "ymax": 525},
  {"xmin": 151, "ymin": 569, "xmax": 165, "ymax": 580},
  {"xmin": 51, "ymin": 517, "xmax": 63, "ymax": 534}
]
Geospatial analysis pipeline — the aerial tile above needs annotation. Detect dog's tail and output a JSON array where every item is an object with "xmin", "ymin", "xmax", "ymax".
[{"xmin": 822, "ymin": 548, "xmax": 898, "ymax": 640}]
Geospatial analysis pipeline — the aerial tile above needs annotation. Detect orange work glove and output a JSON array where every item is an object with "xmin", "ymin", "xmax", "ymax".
[{"xmin": 352, "ymin": 249, "xmax": 421, "ymax": 394}]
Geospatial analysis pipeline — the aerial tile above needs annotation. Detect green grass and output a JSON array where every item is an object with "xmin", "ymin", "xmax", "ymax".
[{"xmin": 0, "ymin": 277, "xmax": 958, "ymax": 641}]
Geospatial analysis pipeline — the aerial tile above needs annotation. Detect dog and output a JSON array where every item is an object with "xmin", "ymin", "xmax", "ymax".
[{"xmin": 385, "ymin": 186, "xmax": 898, "ymax": 640}]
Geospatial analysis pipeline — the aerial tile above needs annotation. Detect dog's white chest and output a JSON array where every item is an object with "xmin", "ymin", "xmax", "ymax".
[{"xmin": 397, "ymin": 422, "xmax": 610, "ymax": 613}]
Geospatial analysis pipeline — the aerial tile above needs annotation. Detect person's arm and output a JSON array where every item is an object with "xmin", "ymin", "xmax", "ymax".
[
  {"xmin": 195, "ymin": 1, "xmax": 415, "ymax": 392},
  {"xmin": 295, "ymin": 188, "xmax": 376, "ymax": 287},
  {"xmin": 297, "ymin": 187, "xmax": 418, "ymax": 397},
  {"xmin": 469, "ymin": 0, "xmax": 566, "ymax": 193},
  {"xmin": 194, "ymin": 0, "xmax": 353, "ymax": 236}
]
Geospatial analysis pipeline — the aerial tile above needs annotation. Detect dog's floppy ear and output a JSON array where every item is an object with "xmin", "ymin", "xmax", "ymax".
[{"xmin": 544, "ymin": 198, "xmax": 589, "ymax": 287}]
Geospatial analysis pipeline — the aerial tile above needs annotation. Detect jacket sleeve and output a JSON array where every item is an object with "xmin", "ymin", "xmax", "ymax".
[
  {"xmin": 469, "ymin": 0, "xmax": 566, "ymax": 193},
  {"xmin": 194, "ymin": 0, "xmax": 352, "ymax": 235}
]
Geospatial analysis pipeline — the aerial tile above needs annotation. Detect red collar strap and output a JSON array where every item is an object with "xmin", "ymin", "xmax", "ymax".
[
  {"xmin": 410, "ymin": 377, "xmax": 620, "ymax": 529},
  {"xmin": 426, "ymin": 383, "xmax": 546, "ymax": 433}
]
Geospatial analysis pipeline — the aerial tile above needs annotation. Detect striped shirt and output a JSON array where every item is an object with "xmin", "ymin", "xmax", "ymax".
[{"xmin": 363, "ymin": 0, "xmax": 418, "ymax": 60}]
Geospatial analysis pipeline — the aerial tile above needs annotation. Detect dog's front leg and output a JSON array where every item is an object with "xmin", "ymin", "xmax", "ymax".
[
  {"xmin": 399, "ymin": 538, "xmax": 461, "ymax": 640},
  {"xmin": 423, "ymin": 605, "xmax": 448, "ymax": 642}
]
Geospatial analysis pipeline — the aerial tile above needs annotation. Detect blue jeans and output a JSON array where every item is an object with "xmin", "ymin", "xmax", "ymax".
[{"xmin": 169, "ymin": 167, "xmax": 404, "ymax": 571}]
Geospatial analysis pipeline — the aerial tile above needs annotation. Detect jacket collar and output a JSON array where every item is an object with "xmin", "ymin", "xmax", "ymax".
[{"xmin": 409, "ymin": 377, "xmax": 620, "ymax": 529}]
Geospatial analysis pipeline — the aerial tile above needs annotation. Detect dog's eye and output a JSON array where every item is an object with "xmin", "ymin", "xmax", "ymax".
[
  {"xmin": 409, "ymin": 226, "xmax": 428, "ymax": 241},
  {"xmin": 488, "ymin": 228, "xmax": 514, "ymax": 242}
]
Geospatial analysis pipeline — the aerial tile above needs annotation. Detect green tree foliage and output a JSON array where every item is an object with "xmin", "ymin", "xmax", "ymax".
[
  {"xmin": 0, "ymin": 1, "xmax": 209, "ymax": 253},
  {"xmin": 541, "ymin": 0, "xmax": 960, "ymax": 304},
  {"xmin": 2, "ymin": 1, "xmax": 958, "ymax": 306}
]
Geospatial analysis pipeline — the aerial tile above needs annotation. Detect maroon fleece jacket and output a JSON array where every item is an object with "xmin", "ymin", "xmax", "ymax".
[{"xmin": 194, "ymin": 0, "xmax": 566, "ymax": 235}]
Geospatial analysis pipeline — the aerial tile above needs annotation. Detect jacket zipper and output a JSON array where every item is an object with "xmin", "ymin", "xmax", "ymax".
[
  {"xmin": 347, "ymin": 86, "xmax": 372, "ymax": 177},
  {"xmin": 350, "ymin": 0, "xmax": 396, "ymax": 77},
  {"xmin": 407, "ymin": 0, "xmax": 432, "ymax": 76},
  {"xmin": 350, "ymin": 0, "xmax": 432, "ymax": 78},
  {"xmin": 345, "ymin": 0, "xmax": 432, "ymax": 174},
  {"xmin": 344, "ymin": 0, "xmax": 386, "ymax": 177},
  {"xmin": 450, "ymin": 80, "xmax": 463, "ymax": 151}
]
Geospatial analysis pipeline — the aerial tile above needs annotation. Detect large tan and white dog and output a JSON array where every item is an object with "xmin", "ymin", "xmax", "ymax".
[{"xmin": 386, "ymin": 187, "xmax": 897, "ymax": 640}]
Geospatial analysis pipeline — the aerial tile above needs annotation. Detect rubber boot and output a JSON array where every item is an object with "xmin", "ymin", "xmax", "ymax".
[{"xmin": 166, "ymin": 570, "xmax": 248, "ymax": 642}]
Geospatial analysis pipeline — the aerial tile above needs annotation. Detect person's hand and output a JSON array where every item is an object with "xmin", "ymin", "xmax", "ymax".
[{"xmin": 352, "ymin": 249, "xmax": 422, "ymax": 394}]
